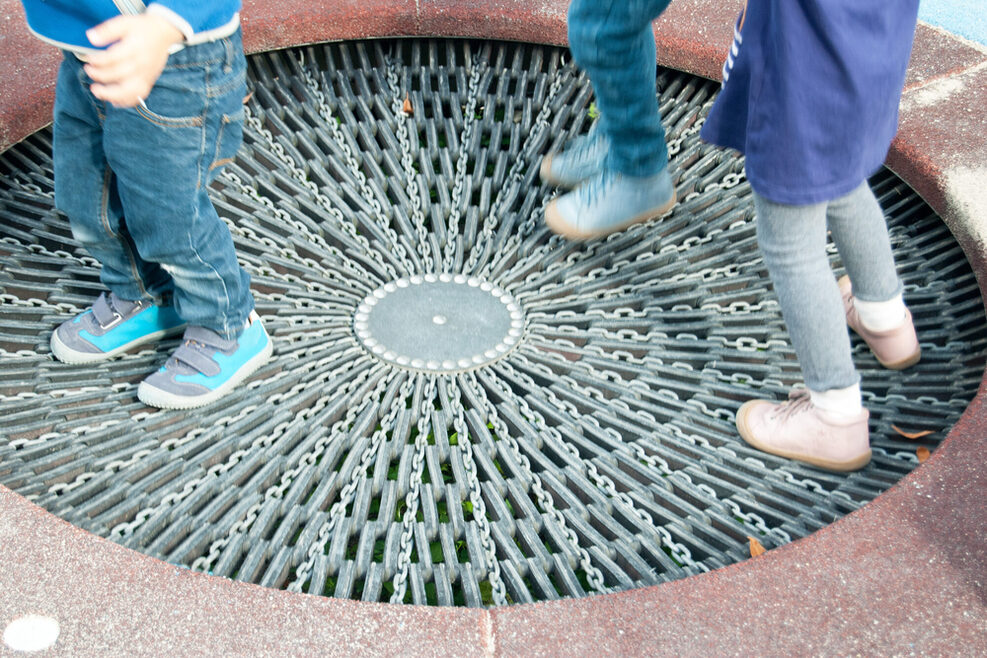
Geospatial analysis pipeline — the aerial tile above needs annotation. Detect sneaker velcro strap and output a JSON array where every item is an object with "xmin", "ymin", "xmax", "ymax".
[
  {"xmin": 171, "ymin": 342, "xmax": 222, "ymax": 377},
  {"xmin": 91, "ymin": 293, "xmax": 118, "ymax": 327}
]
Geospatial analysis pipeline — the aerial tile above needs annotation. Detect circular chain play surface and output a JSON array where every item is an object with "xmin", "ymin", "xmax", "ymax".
[{"xmin": 1, "ymin": 39, "xmax": 984, "ymax": 607}]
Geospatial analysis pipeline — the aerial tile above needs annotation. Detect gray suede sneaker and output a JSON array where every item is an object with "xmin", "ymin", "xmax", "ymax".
[
  {"xmin": 137, "ymin": 311, "xmax": 272, "ymax": 410},
  {"xmin": 50, "ymin": 292, "xmax": 185, "ymax": 364},
  {"xmin": 539, "ymin": 123, "xmax": 609, "ymax": 189},
  {"xmin": 545, "ymin": 166, "xmax": 676, "ymax": 240}
]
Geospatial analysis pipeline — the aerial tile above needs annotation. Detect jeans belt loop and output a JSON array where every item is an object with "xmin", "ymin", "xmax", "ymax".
[{"xmin": 224, "ymin": 38, "xmax": 234, "ymax": 73}]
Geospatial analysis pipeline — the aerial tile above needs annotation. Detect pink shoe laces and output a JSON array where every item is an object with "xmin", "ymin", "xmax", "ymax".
[{"xmin": 767, "ymin": 389, "xmax": 814, "ymax": 422}]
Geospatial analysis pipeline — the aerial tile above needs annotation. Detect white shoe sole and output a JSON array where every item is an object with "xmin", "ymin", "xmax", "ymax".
[
  {"xmin": 50, "ymin": 324, "xmax": 187, "ymax": 364},
  {"xmin": 137, "ymin": 337, "xmax": 273, "ymax": 410}
]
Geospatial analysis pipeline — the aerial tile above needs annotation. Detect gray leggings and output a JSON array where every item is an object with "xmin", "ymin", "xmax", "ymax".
[{"xmin": 754, "ymin": 181, "xmax": 902, "ymax": 391}]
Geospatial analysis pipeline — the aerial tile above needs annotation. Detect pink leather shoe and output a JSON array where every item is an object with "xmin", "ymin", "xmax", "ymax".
[
  {"xmin": 838, "ymin": 275, "xmax": 921, "ymax": 370},
  {"xmin": 736, "ymin": 389, "xmax": 871, "ymax": 471}
]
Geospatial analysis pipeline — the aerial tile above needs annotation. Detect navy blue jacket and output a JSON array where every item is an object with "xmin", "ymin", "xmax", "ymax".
[
  {"xmin": 21, "ymin": 1, "xmax": 241, "ymax": 53},
  {"xmin": 701, "ymin": 0, "xmax": 920, "ymax": 205}
]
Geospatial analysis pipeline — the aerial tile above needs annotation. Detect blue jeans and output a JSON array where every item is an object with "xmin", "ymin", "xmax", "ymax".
[
  {"xmin": 568, "ymin": 0, "xmax": 673, "ymax": 177},
  {"xmin": 754, "ymin": 181, "xmax": 903, "ymax": 392},
  {"xmin": 53, "ymin": 29, "xmax": 253, "ymax": 340}
]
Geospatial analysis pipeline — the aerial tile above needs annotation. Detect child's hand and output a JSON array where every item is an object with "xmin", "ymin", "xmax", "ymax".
[{"xmin": 84, "ymin": 14, "xmax": 185, "ymax": 108}]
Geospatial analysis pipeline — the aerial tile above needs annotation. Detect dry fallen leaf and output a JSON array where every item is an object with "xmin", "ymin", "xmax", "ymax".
[
  {"xmin": 892, "ymin": 425, "xmax": 934, "ymax": 440},
  {"xmin": 242, "ymin": 91, "xmax": 254, "ymax": 105},
  {"xmin": 402, "ymin": 92, "xmax": 413, "ymax": 115},
  {"xmin": 748, "ymin": 536, "xmax": 766, "ymax": 558},
  {"xmin": 916, "ymin": 446, "xmax": 931, "ymax": 463}
]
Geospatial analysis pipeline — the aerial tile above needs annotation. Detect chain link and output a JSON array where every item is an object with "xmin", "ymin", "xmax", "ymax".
[
  {"xmin": 494, "ymin": 358, "xmax": 705, "ymax": 573},
  {"xmin": 191, "ymin": 360, "xmax": 380, "ymax": 572},
  {"xmin": 290, "ymin": 57, "xmax": 414, "ymax": 277},
  {"xmin": 468, "ymin": 58, "xmax": 569, "ymax": 276},
  {"xmin": 384, "ymin": 57, "xmax": 432, "ymax": 270},
  {"xmin": 442, "ymin": 55, "xmax": 487, "ymax": 273},
  {"xmin": 287, "ymin": 372, "xmax": 413, "ymax": 593},
  {"xmin": 464, "ymin": 371, "xmax": 608, "ymax": 593},
  {"xmin": 389, "ymin": 375, "xmax": 438, "ymax": 602},
  {"xmin": 447, "ymin": 376, "xmax": 508, "ymax": 605}
]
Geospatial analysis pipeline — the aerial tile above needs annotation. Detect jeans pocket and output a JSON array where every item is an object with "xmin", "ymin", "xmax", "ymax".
[
  {"xmin": 134, "ymin": 66, "xmax": 208, "ymax": 128},
  {"xmin": 209, "ymin": 107, "xmax": 244, "ymax": 173}
]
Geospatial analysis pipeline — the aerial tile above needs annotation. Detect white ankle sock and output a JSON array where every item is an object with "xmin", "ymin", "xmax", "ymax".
[
  {"xmin": 809, "ymin": 383, "xmax": 863, "ymax": 418},
  {"xmin": 854, "ymin": 294, "xmax": 906, "ymax": 332}
]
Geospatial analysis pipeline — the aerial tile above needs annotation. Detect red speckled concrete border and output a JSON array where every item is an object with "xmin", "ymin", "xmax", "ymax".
[{"xmin": 1, "ymin": 0, "xmax": 985, "ymax": 655}]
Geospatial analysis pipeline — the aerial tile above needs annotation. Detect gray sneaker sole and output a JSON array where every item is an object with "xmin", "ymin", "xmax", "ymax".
[{"xmin": 50, "ymin": 324, "xmax": 187, "ymax": 365}]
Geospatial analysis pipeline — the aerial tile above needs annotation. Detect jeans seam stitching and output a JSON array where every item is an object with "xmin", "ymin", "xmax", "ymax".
[
  {"xmin": 192, "ymin": 75, "xmax": 235, "ymax": 338},
  {"xmin": 134, "ymin": 103, "xmax": 205, "ymax": 128}
]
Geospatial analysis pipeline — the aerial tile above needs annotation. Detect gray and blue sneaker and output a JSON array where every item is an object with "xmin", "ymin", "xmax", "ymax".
[
  {"xmin": 137, "ymin": 311, "xmax": 272, "ymax": 410},
  {"xmin": 545, "ymin": 166, "xmax": 676, "ymax": 240},
  {"xmin": 50, "ymin": 292, "xmax": 186, "ymax": 364},
  {"xmin": 539, "ymin": 123, "xmax": 609, "ymax": 189}
]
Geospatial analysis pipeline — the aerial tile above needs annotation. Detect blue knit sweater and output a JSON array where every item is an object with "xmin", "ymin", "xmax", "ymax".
[{"xmin": 21, "ymin": 1, "xmax": 241, "ymax": 53}]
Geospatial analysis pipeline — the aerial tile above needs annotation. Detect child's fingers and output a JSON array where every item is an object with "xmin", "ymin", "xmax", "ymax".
[
  {"xmin": 86, "ymin": 15, "xmax": 135, "ymax": 48},
  {"xmin": 90, "ymin": 81, "xmax": 147, "ymax": 108},
  {"xmin": 84, "ymin": 57, "xmax": 138, "ymax": 85},
  {"xmin": 85, "ymin": 36, "xmax": 137, "ymax": 70}
]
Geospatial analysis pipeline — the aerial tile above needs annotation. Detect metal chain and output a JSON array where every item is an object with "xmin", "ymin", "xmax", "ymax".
[
  {"xmin": 191, "ymin": 360, "xmax": 379, "ymax": 572},
  {"xmin": 496, "ymin": 357, "xmax": 703, "ymax": 572},
  {"xmin": 441, "ymin": 55, "xmax": 488, "ymax": 273},
  {"xmin": 448, "ymin": 376, "xmax": 508, "ymax": 606},
  {"xmin": 220, "ymin": 162, "xmax": 369, "ymax": 286},
  {"xmin": 292, "ymin": 58, "xmax": 413, "ymax": 278},
  {"xmin": 108, "ymin": 349, "xmax": 368, "ymax": 540},
  {"xmin": 389, "ymin": 375, "xmax": 438, "ymax": 602},
  {"xmin": 384, "ymin": 57, "xmax": 432, "ymax": 270},
  {"xmin": 1, "ymin": 173, "xmax": 53, "ymax": 199},
  {"xmin": 467, "ymin": 58, "xmax": 569, "ymax": 276},
  {"xmin": 287, "ymin": 372, "xmax": 414, "ymax": 593},
  {"xmin": 464, "ymin": 371, "xmax": 609, "ymax": 593}
]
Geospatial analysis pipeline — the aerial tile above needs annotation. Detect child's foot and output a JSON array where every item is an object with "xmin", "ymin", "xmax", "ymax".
[
  {"xmin": 838, "ymin": 275, "xmax": 920, "ymax": 369},
  {"xmin": 137, "ymin": 311, "xmax": 272, "ymax": 410},
  {"xmin": 50, "ymin": 292, "xmax": 185, "ymax": 364},
  {"xmin": 545, "ymin": 167, "xmax": 676, "ymax": 240},
  {"xmin": 736, "ymin": 389, "xmax": 871, "ymax": 472},
  {"xmin": 539, "ymin": 124, "xmax": 609, "ymax": 189}
]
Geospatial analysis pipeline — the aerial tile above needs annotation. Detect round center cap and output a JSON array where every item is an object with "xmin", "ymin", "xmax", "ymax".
[{"xmin": 353, "ymin": 274, "xmax": 524, "ymax": 373}]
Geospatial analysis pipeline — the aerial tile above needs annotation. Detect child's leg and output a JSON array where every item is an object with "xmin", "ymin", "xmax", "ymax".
[
  {"xmin": 53, "ymin": 54, "xmax": 172, "ymax": 303},
  {"xmin": 734, "ymin": 191, "xmax": 871, "ymax": 472},
  {"xmin": 753, "ymin": 192, "xmax": 859, "ymax": 395},
  {"xmin": 545, "ymin": 0, "xmax": 677, "ymax": 239},
  {"xmin": 827, "ymin": 182, "xmax": 903, "ymax": 307},
  {"xmin": 567, "ymin": 0, "xmax": 673, "ymax": 178},
  {"xmin": 828, "ymin": 181, "xmax": 919, "ymax": 368},
  {"xmin": 101, "ymin": 33, "xmax": 252, "ymax": 340}
]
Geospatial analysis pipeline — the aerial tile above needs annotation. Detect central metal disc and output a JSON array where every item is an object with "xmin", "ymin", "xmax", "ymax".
[{"xmin": 355, "ymin": 274, "xmax": 524, "ymax": 372}]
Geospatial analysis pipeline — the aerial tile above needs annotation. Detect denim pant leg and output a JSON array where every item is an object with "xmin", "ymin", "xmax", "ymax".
[
  {"xmin": 53, "ymin": 54, "xmax": 172, "ymax": 303},
  {"xmin": 568, "ymin": 0, "xmax": 672, "ymax": 177},
  {"xmin": 754, "ymin": 191, "xmax": 859, "ymax": 392},
  {"xmin": 102, "ymin": 32, "xmax": 253, "ymax": 339},
  {"xmin": 827, "ymin": 182, "xmax": 903, "ymax": 302}
]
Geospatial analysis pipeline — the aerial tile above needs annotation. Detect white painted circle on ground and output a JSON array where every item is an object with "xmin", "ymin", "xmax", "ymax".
[{"xmin": 3, "ymin": 615, "xmax": 60, "ymax": 652}]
